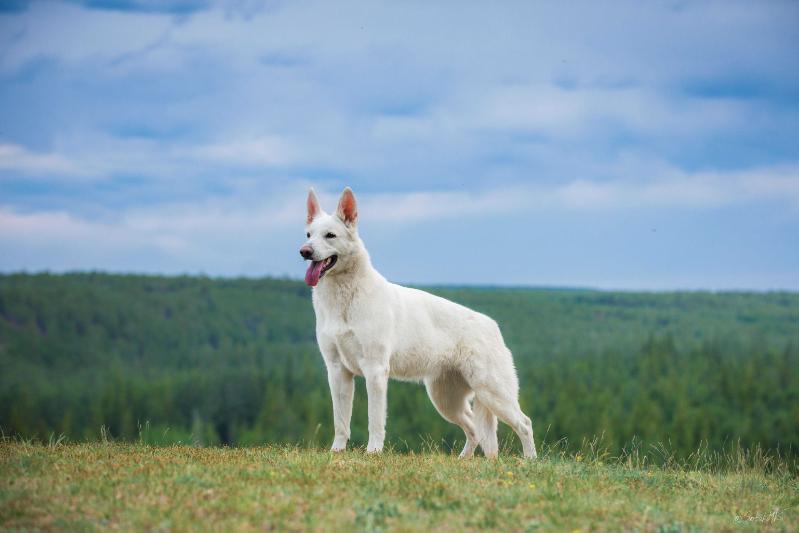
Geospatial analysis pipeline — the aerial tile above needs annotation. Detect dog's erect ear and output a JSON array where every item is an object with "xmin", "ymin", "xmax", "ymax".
[
  {"xmin": 335, "ymin": 187, "xmax": 358, "ymax": 227},
  {"xmin": 307, "ymin": 188, "xmax": 321, "ymax": 225}
]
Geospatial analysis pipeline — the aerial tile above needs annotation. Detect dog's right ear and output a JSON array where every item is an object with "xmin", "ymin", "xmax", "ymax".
[{"xmin": 307, "ymin": 188, "xmax": 321, "ymax": 225}]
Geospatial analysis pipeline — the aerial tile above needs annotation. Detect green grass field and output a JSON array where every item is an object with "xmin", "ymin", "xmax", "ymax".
[{"xmin": 2, "ymin": 442, "xmax": 796, "ymax": 531}]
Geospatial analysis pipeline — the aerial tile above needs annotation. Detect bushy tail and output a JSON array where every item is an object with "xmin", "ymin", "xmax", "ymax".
[{"xmin": 474, "ymin": 398, "xmax": 498, "ymax": 458}]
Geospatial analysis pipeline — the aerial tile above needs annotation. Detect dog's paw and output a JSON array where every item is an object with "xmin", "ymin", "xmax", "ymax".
[
  {"xmin": 330, "ymin": 438, "xmax": 348, "ymax": 452},
  {"xmin": 366, "ymin": 441, "xmax": 384, "ymax": 454}
]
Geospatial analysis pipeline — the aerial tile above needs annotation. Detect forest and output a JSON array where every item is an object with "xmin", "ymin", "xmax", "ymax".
[{"xmin": 1, "ymin": 273, "xmax": 797, "ymax": 459}]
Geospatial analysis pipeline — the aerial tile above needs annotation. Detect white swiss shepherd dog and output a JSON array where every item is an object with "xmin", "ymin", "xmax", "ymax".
[{"xmin": 300, "ymin": 187, "xmax": 537, "ymax": 458}]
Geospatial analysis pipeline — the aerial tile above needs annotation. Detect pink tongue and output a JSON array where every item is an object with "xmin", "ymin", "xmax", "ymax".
[{"xmin": 305, "ymin": 260, "xmax": 325, "ymax": 287}]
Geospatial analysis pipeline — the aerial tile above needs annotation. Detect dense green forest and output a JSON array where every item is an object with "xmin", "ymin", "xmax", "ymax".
[{"xmin": 1, "ymin": 273, "xmax": 797, "ymax": 459}]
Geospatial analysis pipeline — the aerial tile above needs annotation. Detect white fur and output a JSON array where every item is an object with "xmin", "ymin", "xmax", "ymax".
[{"xmin": 302, "ymin": 187, "xmax": 537, "ymax": 458}]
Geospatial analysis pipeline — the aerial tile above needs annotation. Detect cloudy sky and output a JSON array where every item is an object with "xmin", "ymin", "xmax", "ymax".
[{"xmin": 1, "ymin": 0, "xmax": 797, "ymax": 289}]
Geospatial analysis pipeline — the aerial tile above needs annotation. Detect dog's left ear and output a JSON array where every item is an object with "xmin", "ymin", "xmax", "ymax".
[{"xmin": 336, "ymin": 187, "xmax": 358, "ymax": 227}]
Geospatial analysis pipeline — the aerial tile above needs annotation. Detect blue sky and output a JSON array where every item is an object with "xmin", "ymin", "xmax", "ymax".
[{"xmin": 0, "ymin": 0, "xmax": 798, "ymax": 289}]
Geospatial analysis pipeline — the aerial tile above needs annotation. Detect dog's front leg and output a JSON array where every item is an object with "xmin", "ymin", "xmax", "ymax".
[
  {"xmin": 362, "ymin": 360, "xmax": 389, "ymax": 453},
  {"xmin": 326, "ymin": 360, "xmax": 354, "ymax": 452}
]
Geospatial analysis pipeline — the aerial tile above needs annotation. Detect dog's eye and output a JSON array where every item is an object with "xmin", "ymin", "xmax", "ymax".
[
  {"xmin": 325, "ymin": 232, "xmax": 336, "ymax": 239},
  {"xmin": 306, "ymin": 232, "xmax": 310, "ymax": 238}
]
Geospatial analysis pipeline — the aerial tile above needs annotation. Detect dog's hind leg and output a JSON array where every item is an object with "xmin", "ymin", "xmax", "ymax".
[
  {"xmin": 474, "ymin": 387, "xmax": 537, "ymax": 459},
  {"xmin": 466, "ymin": 349, "xmax": 536, "ymax": 459},
  {"xmin": 425, "ymin": 370, "xmax": 479, "ymax": 458},
  {"xmin": 473, "ymin": 398, "xmax": 498, "ymax": 458}
]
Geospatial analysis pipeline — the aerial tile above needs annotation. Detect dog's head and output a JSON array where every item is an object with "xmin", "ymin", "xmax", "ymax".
[{"xmin": 300, "ymin": 187, "xmax": 360, "ymax": 287}]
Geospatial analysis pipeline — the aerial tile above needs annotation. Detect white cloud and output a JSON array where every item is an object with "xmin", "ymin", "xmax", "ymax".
[
  {"xmin": 0, "ymin": 190, "xmax": 305, "ymax": 275},
  {"xmin": 478, "ymin": 84, "xmax": 744, "ymax": 138},
  {"xmin": 0, "ymin": 1, "xmax": 174, "ymax": 71},
  {"xmin": 0, "ymin": 137, "xmax": 190, "ymax": 181},
  {"xmin": 1, "ymin": 0, "xmax": 795, "ymax": 190},
  {"xmin": 361, "ymin": 165, "xmax": 799, "ymax": 221},
  {"xmin": 370, "ymin": 82, "xmax": 750, "ymax": 152},
  {"xmin": 186, "ymin": 135, "xmax": 297, "ymax": 167},
  {"xmin": 0, "ymin": 143, "xmax": 80, "ymax": 175},
  {"xmin": 0, "ymin": 134, "xmax": 299, "ymax": 183},
  {"xmin": 566, "ymin": 166, "xmax": 799, "ymax": 211},
  {"xmin": 2, "ymin": 164, "xmax": 796, "ymax": 268}
]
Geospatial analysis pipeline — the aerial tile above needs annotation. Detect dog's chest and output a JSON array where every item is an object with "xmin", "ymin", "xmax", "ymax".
[
  {"xmin": 316, "ymin": 316, "xmax": 364, "ymax": 374},
  {"xmin": 333, "ymin": 328, "xmax": 364, "ymax": 375},
  {"xmin": 315, "ymin": 298, "xmax": 363, "ymax": 374},
  {"xmin": 313, "ymin": 279, "xmax": 402, "ymax": 376}
]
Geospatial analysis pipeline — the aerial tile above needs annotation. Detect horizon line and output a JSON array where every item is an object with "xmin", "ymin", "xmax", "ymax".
[{"xmin": 1, "ymin": 269, "xmax": 797, "ymax": 295}]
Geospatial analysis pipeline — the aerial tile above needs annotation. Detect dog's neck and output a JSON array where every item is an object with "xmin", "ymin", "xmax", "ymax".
[
  {"xmin": 313, "ymin": 237, "xmax": 385, "ymax": 308},
  {"xmin": 334, "ymin": 236, "xmax": 381, "ymax": 282}
]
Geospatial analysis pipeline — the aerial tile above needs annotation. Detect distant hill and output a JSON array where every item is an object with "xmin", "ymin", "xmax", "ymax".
[{"xmin": 1, "ymin": 273, "xmax": 797, "ymax": 457}]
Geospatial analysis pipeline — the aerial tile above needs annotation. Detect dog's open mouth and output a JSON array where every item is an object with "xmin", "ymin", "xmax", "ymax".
[{"xmin": 305, "ymin": 255, "xmax": 337, "ymax": 287}]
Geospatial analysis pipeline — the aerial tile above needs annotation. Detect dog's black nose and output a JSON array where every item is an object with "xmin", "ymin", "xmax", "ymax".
[{"xmin": 300, "ymin": 245, "xmax": 314, "ymax": 259}]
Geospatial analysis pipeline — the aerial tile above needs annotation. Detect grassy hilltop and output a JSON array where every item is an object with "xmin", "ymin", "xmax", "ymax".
[{"xmin": 2, "ymin": 442, "xmax": 796, "ymax": 531}]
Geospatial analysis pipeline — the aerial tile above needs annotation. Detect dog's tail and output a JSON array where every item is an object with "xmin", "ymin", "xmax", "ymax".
[{"xmin": 473, "ymin": 398, "xmax": 498, "ymax": 457}]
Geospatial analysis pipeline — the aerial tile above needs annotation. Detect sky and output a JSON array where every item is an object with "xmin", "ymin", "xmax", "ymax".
[{"xmin": 0, "ymin": 0, "xmax": 798, "ymax": 290}]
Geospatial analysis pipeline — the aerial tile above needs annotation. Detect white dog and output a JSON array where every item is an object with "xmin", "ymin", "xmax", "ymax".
[{"xmin": 300, "ymin": 187, "xmax": 536, "ymax": 458}]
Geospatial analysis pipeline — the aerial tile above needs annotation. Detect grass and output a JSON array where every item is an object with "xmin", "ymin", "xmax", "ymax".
[{"xmin": 1, "ymin": 440, "xmax": 797, "ymax": 531}]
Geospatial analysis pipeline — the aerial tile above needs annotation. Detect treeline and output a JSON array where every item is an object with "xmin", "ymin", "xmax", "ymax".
[{"xmin": 0, "ymin": 273, "xmax": 797, "ymax": 458}]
